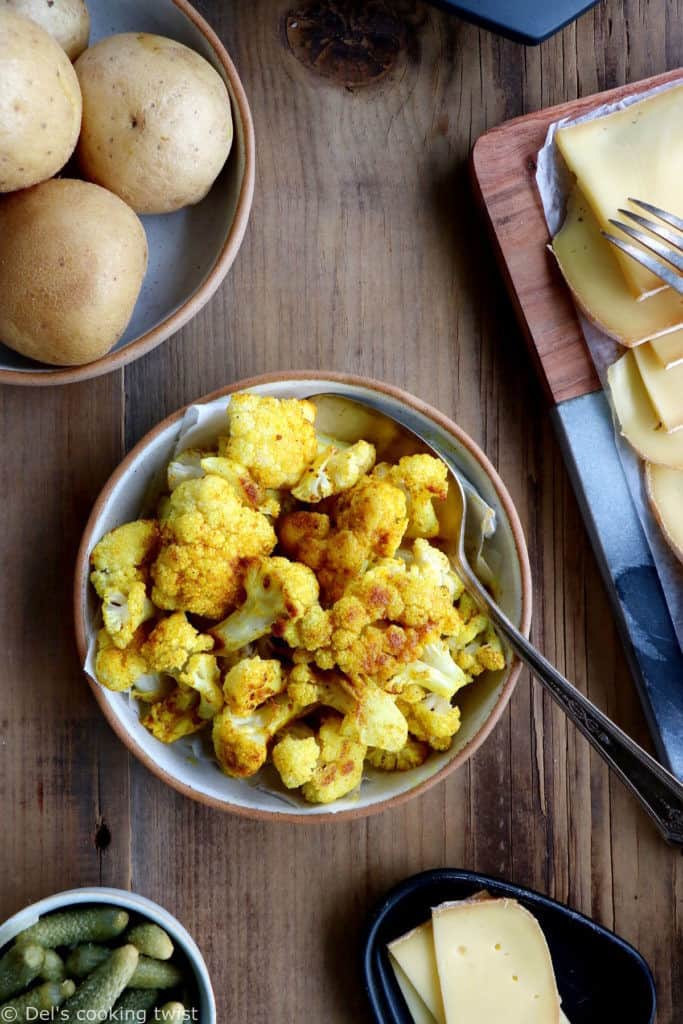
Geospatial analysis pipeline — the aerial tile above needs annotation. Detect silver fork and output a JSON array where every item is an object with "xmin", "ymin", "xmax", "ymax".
[{"xmin": 602, "ymin": 198, "xmax": 683, "ymax": 294}]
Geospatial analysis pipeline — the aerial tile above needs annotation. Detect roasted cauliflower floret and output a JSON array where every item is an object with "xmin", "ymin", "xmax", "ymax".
[
  {"xmin": 142, "ymin": 684, "xmax": 206, "ymax": 744},
  {"xmin": 301, "ymin": 715, "xmax": 367, "ymax": 805},
  {"xmin": 94, "ymin": 627, "xmax": 152, "ymax": 693},
  {"xmin": 389, "ymin": 641, "xmax": 472, "ymax": 700},
  {"xmin": 102, "ymin": 581, "xmax": 155, "ymax": 650},
  {"xmin": 90, "ymin": 520, "xmax": 159, "ymax": 598},
  {"xmin": 222, "ymin": 393, "xmax": 318, "ymax": 488},
  {"xmin": 151, "ymin": 476, "xmax": 276, "ymax": 618},
  {"xmin": 272, "ymin": 727, "xmax": 319, "ymax": 789},
  {"xmin": 411, "ymin": 538, "xmax": 464, "ymax": 601},
  {"xmin": 142, "ymin": 612, "xmax": 213, "ymax": 675},
  {"xmin": 292, "ymin": 439, "xmax": 376, "ymax": 503},
  {"xmin": 372, "ymin": 454, "xmax": 448, "ymax": 539},
  {"xmin": 223, "ymin": 657, "xmax": 286, "ymax": 716},
  {"xmin": 450, "ymin": 624, "xmax": 506, "ymax": 676},
  {"xmin": 334, "ymin": 477, "xmax": 408, "ymax": 559},
  {"xmin": 398, "ymin": 691, "xmax": 461, "ymax": 751},
  {"xmin": 366, "ymin": 736, "xmax": 431, "ymax": 771},
  {"xmin": 167, "ymin": 449, "xmax": 207, "ymax": 490},
  {"xmin": 200, "ymin": 456, "xmax": 280, "ymax": 516},
  {"xmin": 287, "ymin": 665, "xmax": 408, "ymax": 752},
  {"xmin": 280, "ymin": 604, "xmax": 332, "ymax": 651},
  {"xmin": 212, "ymin": 690, "xmax": 315, "ymax": 778},
  {"xmin": 177, "ymin": 653, "xmax": 223, "ymax": 718},
  {"xmin": 211, "ymin": 557, "xmax": 320, "ymax": 653},
  {"xmin": 278, "ymin": 511, "xmax": 370, "ymax": 603}
]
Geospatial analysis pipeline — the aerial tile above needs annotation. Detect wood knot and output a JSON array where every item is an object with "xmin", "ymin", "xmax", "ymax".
[
  {"xmin": 285, "ymin": 0, "xmax": 420, "ymax": 87},
  {"xmin": 94, "ymin": 818, "xmax": 112, "ymax": 851}
]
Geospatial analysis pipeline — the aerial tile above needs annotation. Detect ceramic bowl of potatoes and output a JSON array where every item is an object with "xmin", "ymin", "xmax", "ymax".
[
  {"xmin": 0, "ymin": 0, "xmax": 254, "ymax": 385},
  {"xmin": 0, "ymin": 886, "xmax": 216, "ymax": 1022},
  {"xmin": 74, "ymin": 373, "xmax": 532, "ymax": 822}
]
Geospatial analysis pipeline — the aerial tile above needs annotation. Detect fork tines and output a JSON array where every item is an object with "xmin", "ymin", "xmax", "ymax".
[{"xmin": 601, "ymin": 197, "xmax": 683, "ymax": 295}]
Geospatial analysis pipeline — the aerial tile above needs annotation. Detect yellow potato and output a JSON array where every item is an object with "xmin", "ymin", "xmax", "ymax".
[
  {"xmin": 0, "ymin": 9, "xmax": 82, "ymax": 192},
  {"xmin": 75, "ymin": 32, "xmax": 233, "ymax": 214},
  {"xmin": 0, "ymin": 179, "xmax": 148, "ymax": 366},
  {"xmin": 1, "ymin": 0, "xmax": 90, "ymax": 59}
]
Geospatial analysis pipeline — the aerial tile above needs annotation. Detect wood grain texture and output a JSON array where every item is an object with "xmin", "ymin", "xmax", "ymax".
[
  {"xmin": 2, "ymin": 0, "xmax": 682, "ymax": 1022},
  {"xmin": 471, "ymin": 67, "xmax": 683, "ymax": 405}
]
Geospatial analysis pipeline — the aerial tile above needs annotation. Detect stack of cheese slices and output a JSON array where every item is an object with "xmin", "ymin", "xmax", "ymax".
[
  {"xmin": 387, "ymin": 892, "xmax": 569, "ymax": 1024},
  {"xmin": 551, "ymin": 84, "xmax": 683, "ymax": 566}
]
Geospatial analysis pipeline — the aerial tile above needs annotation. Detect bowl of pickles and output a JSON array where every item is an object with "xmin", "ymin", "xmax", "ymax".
[{"xmin": 0, "ymin": 887, "xmax": 215, "ymax": 1022}]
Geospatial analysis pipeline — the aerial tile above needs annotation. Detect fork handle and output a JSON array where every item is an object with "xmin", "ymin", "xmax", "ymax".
[{"xmin": 466, "ymin": 573, "xmax": 683, "ymax": 846}]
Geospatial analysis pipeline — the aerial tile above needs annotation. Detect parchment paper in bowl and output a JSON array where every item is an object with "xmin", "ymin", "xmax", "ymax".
[
  {"xmin": 82, "ymin": 381, "xmax": 523, "ymax": 816},
  {"xmin": 536, "ymin": 83, "xmax": 683, "ymax": 651}
]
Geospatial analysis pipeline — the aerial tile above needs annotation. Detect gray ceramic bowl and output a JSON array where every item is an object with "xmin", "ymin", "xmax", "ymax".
[
  {"xmin": 0, "ymin": 0, "xmax": 254, "ymax": 386},
  {"xmin": 74, "ymin": 373, "xmax": 532, "ymax": 823},
  {"xmin": 0, "ymin": 886, "xmax": 216, "ymax": 1021}
]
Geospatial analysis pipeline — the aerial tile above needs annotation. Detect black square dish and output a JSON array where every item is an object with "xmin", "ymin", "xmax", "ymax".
[
  {"xmin": 426, "ymin": 0, "xmax": 601, "ymax": 44},
  {"xmin": 363, "ymin": 869, "xmax": 656, "ymax": 1024}
]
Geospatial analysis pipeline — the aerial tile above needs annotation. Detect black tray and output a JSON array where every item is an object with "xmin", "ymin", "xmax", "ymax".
[{"xmin": 363, "ymin": 869, "xmax": 656, "ymax": 1024}]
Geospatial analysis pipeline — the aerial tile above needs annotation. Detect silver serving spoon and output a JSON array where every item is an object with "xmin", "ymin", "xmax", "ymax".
[{"xmin": 311, "ymin": 392, "xmax": 683, "ymax": 845}]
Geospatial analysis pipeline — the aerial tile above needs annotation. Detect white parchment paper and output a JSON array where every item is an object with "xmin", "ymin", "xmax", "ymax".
[{"xmin": 536, "ymin": 81, "xmax": 683, "ymax": 651}]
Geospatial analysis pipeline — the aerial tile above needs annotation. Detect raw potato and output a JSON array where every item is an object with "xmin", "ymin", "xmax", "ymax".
[
  {"xmin": 1, "ymin": 0, "xmax": 90, "ymax": 59},
  {"xmin": 75, "ymin": 32, "xmax": 233, "ymax": 214},
  {"xmin": 0, "ymin": 178, "xmax": 148, "ymax": 366},
  {"xmin": 0, "ymin": 9, "xmax": 82, "ymax": 192},
  {"xmin": 646, "ymin": 463, "xmax": 683, "ymax": 564},
  {"xmin": 607, "ymin": 351, "xmax": 683, "ymax": 469}
]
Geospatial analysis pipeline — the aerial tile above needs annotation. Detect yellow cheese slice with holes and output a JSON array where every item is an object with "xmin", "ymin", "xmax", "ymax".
[
  {"xmin": 556, "ymin": 85, "xmax": 683, "ymax": 298},
  {"xmin": 650, "ymin": 331, "xmax": 683, "ymax": 368},
  {"xmin": 608, "ymin": 351, "xmax": 683, "ymax": 467},
  {"xmin": 387, "ymin": 921, "xmax": 446, "ymax": 1024},
  {"xmin": 552, "ymin": 188, "xmax": 683, "ymax": 345},
  {"xmin": 389, "ymin": 956, "xmax": 438, "ymax": 1024},
  {"xmin": 646, "ymin": 463, "xmax": 683, "ymax": 563},
  {"xmin": 633, "ymin": 344, "xmax": 683, "ymax": 431},
  {"xmin": 432, "ymin": 898, "xmax": 561, "ymax": 1024}
]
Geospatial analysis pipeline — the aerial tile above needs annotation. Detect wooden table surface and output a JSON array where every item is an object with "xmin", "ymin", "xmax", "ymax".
[{"xmin": 2, "ymin": 0, "xmax": 682, "ymax": 1020}]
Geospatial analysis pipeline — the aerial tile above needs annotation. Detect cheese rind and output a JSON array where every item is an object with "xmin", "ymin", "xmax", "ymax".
[
  {"xmin": 431, "ymin": 898, "xmax": 561, "ymax": 1024},
  {"xmin": 389, "ymin": 956, "xmax": 438, "ymax": 1024},
  {"xmin": 633, "ymin": 344, "xmax": 683, "ymax": 432},
  {"xmin": 646, "ymin": 463, "xmax": 683, "ymax": 563},
  {"xmin": 608, "ymin": 351, "xmax": 683, "ymax": 468},
  {"xmin": 552, "ymin": 188, "xmax": 683, "ymax": 345},
  {"xmin": 556, "ymin": 85, "xmax": 683, "ymax": 298},
  {"xmin": 387, "ymin": 921, "xmax": 445, "ymax": 1024},
  {"xmin": 650, "ymin": 331, "xmax": 683, "ymax": 368}
]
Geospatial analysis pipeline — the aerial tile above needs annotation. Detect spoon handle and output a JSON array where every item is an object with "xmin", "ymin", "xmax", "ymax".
[{"xmin": 465, "ymin": 570, "xmax": 683, "ymax": 846}]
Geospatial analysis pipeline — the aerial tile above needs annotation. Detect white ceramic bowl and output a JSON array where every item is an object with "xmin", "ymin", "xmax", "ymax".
[
  {"xmin": 0, "ymin": 886, "xmax": 216, "ymax": 1021},
  {"xmin": 0, "ymin": 0, "xmax": 254, "ymax": 386},
  {"xmin": 74, "ymin": 373, "xmax": 532, "ymax": 822}
]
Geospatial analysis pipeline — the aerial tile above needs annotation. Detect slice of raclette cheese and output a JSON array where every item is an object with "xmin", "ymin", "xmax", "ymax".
[
  {"xmin": 646, "ymin": 463, "xmax": 683, "ymax": 563},
  {"xmin": 556, "ymin": 84, "xmax": 683, "ymax": 298},
  {"xmin": 387, "ymin": 921, "xmax": 446, "ymax": 1024},
  {"xmin": 552, "ymin": 188, "xmax": 683, "ymax": 345},
  {"xmin": 432, "ymin": 898, "xmax": 561, "ymax": 1024},
  {"xmin": 633, "ymin": 345, "xmax": 683, "ymax": 432},
  {"xmin": 608, "ymin": 350, "xmax": 683, "ymax": 467},
  {"xmin": 650, "ymin": 331, "xmax": 683, "ymax": 368},
  {"xmin": 389, "ymin": 956, "xmax": 439, "ymax": 1024}
]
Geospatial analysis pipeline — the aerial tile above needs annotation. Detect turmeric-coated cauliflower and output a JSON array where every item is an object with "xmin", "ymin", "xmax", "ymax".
[
  {"xmin": 223, "ymin": 657, "xmax": 286, "ymax": 716},
  {"xmin": 278, "ymin": 511, "xmax": 370, "ymax": 603},
  {"xmin": 397, "ymin": 691, "xmax": 461, "ymax": 751},
  {"xmin": 200, "ymin": 456, "xmax": 281, "ymax": 517},
  {"xmin": 151, "ymin": 476, "xmax": 276, "ymax": 619},
  {"xmin": 211, "ymin": 557, "xmax": 320, "ymax": 653},
  {"xmin": 372, "ymin": 454, "xmax": 448, "ymax": 539},
  {"xmin": 389, "ymin": 641, "xmax": 472, "ymax": 700},
  {"xmin": 90, "ymin": 520, "xmax": 159, "ymax": 598},
  {"xmin": 177, "ymin": 653, "xmax": 223, "ymax": 719},
  {"xmin": 141, "ymin": 684, "xmax": 206, "ymax": 744},
  {"xmin": 94, "ymin": 627, "xmax": 152, "ymax": 692},
  {"xmin": 334, "ymin": 477, "xmax": 408, "ymax": 559},
  {"xmin": 142, "ymin": 612, "xmax": 213, "ymax": 675},
  {"xmin": 301, "ymin": 715, "xmax": 367, "ymax": 805},
  {"xmin": 291, "ymin": 439, "xmax": 375, "ymax": 503},
  {"xmin": 212, "ymin": 689, "xmax": 314, "ymax": 778},
  {"xmin": 222, "ymin": 393, "xmax": 318, "ymax": 488},
  {"xmin": 272, "ymin": 727, "xmax": 319, "ymax": 789},
  {"xmin": 102, "ymin": 581, "xmax": 155, "ymax": 650},
  {"xmin": 366, "ymin": 736, "xmax": 431, "ymax": 771}
]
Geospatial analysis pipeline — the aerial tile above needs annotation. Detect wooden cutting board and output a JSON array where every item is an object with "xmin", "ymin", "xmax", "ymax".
[{"xmin": 470, "ymin": 68, "xmax": 683, "ymax": 405}]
